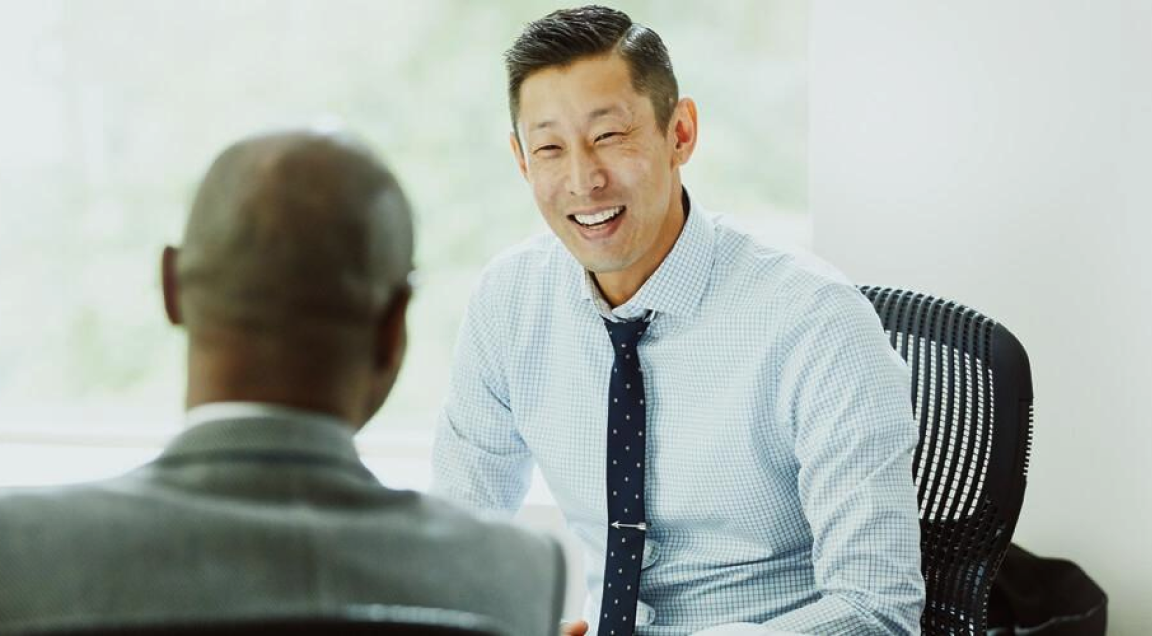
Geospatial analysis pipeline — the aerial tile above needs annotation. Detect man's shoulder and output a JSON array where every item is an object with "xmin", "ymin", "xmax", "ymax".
[
  {"xmin": 0, "ymin": 473, "xmax": 141, "ymax": 517},
  {"xmin": 394, "ymin": 494, "xmax": 566, "ymax": 627},
  {"xmin": 0, "ymin": 473, "xmax": 151, "ymax": 565},
  {"xmin": 410, "ymin": 493, "xmax": 561, "ymax": 558},
  {"xmin": 709, "ymin": 216, "xmax": 859, "ymax": 315},
  {"xmin": 473, "ymin": 231, "xmax": 568, "ymax": 294},
  {"xmin": 394, "ymin": 494, "xmax": 566, "ymax": 614},
  {"xmin": 0, "ymin": 475, "xmax": 557, "ymax": 556},
  {"xmin": 0, "ymin": 475, "xmax": 565, "ymax": 635}
]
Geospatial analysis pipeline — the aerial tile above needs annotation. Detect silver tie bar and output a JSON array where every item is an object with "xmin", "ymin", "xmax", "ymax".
[{"xmin": 611, "ymin": 520, "xmax": 648, "ymax": 532}]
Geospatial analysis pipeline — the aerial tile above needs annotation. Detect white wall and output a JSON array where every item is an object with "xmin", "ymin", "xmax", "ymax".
[{"xmin": 811, "ymin": 1, "xmax": 1151, "ymax": 632}]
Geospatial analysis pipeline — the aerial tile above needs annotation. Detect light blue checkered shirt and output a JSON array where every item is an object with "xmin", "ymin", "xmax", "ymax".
[{"xmin": 432, "ymin": 195, "xmax": 925, "ymax": 635}]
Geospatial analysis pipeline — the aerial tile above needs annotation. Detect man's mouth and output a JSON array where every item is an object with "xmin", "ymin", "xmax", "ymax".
[{"xmin": 569, "ymin": 205, "xmax": 625, "ymax": 229}]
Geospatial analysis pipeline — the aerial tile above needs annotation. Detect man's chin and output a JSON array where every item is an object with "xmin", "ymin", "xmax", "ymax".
[
  {"xmin": 555, "ymin": 232, "xmax": 641, "ymax": 275},
  {"xmin": 577, "ymin": 254, "xmax": 632, "ymax": 276}
]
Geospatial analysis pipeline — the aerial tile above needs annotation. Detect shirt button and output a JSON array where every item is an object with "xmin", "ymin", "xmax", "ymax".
[
  {"xmin": 642, "ymin": 538, "xmax": 660, "ymax": 569},
  {"xmin": 636, "ymin": 601, "xmax": 655, "ymax": 626}
]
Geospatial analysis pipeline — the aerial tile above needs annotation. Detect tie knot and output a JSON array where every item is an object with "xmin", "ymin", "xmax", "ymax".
[{"xmin": 604, "ymin": 318, "xmax": 647, "ymax": 348}]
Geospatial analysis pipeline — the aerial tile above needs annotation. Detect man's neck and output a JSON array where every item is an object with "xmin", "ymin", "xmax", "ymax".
[
  {"xmin": 184, "ymin": 344, "xmax": 365, "ymax": 428},
  {"xmin": 593, "ymin": 189, "xmax": 688, "ymax": 308}
]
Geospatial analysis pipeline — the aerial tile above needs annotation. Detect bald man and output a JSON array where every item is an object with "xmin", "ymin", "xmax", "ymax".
[{"xmin": 0, "ymin": 131, "xmax": 565, "ymax": 636}]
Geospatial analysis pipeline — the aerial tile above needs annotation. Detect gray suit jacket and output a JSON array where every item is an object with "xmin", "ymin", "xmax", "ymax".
[{"xmin": 0, "ymin": 416, "xmax": 565, "ymax": 636}]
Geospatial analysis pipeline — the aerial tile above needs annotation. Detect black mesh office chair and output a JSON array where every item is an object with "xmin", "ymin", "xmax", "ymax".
[
  {"xmin": 11, "ymin": 605, "xmax": 506, "ymax": 636},
  {"xmin": 860, "ymin": 287, "xmax": 1034, "ymax": 635}
]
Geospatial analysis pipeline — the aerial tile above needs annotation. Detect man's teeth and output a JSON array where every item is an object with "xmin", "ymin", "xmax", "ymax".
[{"xmin": 574, "ymin": 206, "xmax": 623, "ymax": 227}]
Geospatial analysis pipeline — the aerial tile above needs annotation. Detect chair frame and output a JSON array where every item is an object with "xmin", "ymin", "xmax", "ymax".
[{"xmin": 861, "ymin": 286, "xmax": 1033, "ymax": 635}]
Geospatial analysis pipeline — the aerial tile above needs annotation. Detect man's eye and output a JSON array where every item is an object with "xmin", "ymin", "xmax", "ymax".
[
  {"xmin": 595, "ymin": 132, "xmax": 622, "ymax": 143},
  {"xmin": 533, "ymin": 145, "xmax": 561, "ymax": 155}
]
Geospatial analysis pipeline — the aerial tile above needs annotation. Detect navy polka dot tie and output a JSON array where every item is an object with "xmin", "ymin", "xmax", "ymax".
[{"xmin": 598, "ymin": 318, "xmax": 649, "ymax": 636}]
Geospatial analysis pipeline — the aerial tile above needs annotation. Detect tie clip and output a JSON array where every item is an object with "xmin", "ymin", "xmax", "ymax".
[{"xmin": 611, "ymin": 520, "xmax": 648, "ymax": 532}]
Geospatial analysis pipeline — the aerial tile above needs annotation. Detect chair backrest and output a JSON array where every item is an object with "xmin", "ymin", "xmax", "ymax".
[
  {"xmin": 860, "ymin": 286, "xmax": 1034, "ymax": 635},
  {"xmin": 11, "ymin": 605, "xmax": 507, "ymax": 636}
]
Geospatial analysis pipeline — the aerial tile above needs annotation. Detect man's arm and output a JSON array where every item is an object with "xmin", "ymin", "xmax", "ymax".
[
  {"xmin": 431, "ymin": 276, "xmax": 533, "ymax": 513},
  {"xmin": 760, "ymin": 282, "xmax": 925, "ymax": 635}
]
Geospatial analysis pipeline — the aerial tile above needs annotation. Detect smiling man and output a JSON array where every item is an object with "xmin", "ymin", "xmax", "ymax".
[{"xmin": 432, "ymin": 6, "xmax": 925, "ymax": 636}]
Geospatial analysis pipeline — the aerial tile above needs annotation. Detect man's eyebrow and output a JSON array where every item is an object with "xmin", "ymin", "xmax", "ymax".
[
  {"xmin": 589, "ymin": 106, "xmax": 627, "ymax": 121},
  {"xmin": 529, "ymin": 106, "xmax": 628, "ymax": 132}
]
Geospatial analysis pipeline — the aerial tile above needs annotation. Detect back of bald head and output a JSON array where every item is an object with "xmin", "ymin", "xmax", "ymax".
[{"xmin": 175, "ymin": 130, "xmax": 413, "ymax": 344}]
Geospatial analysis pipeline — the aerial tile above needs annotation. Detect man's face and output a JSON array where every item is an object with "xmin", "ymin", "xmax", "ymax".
[{"xmin": 512, "ymin": 54, "xmax": 690, "ymax": 277}]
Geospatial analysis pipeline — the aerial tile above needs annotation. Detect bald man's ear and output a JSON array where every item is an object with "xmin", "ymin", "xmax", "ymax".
[
  {"xmin": 374, "ymin": 285, "xmax": 412, "ymax": 373},
  {"xmin": 161, "ymin": 246, "xmax": 183, "ymax": 327},
  {"xmin": 510, "ymin": 132, "xmax": 529, "ymax": 181}
]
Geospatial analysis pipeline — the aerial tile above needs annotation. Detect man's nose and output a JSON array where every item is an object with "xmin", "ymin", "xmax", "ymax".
[{"xmin": 566, "ymin": 147, "xmax": 607, "ymax": 196}]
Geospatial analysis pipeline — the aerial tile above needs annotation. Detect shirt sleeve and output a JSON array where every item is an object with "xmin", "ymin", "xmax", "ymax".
[
  {"xmin": 761, "ymin": 281, "xmax": 926, "ymax": 635},
  {"xmin": 431, "ymin": 272, "xmax": 534, "ymax": 514}
]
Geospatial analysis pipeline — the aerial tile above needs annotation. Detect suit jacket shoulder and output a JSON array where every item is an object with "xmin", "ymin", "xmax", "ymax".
[{"xmin": 0, "ymin": 419, "xmax": 565, "ymax": 636}]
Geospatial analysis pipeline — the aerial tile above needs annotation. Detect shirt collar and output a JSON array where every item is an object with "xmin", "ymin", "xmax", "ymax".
[
  {"xmin": 184, "ymin": 401, "xmax": 353, "ymax": 431},
  {"xmin": 579, "ymin": 188, "xmax": 715, "ymax": 321}
]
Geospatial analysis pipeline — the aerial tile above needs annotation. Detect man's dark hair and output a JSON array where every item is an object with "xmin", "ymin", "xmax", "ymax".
[{"xmin": 505, "ymin": 5, "xmax": 679, "ymax": 136}]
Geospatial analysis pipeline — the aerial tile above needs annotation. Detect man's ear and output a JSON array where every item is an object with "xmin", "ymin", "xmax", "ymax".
[
  {"xmin": 161, "ymin": 246, "xmax": 183, "ymax": 326},
  {"xmin": 374, "ymin": 285, "xmax": 412, "ymax": 372},
  {"xmin": 669, "ymin": 97, "xmax": 699, "ymax": 168},
  {"xmin": 510, "ymin": 131, "xmax": 529, "ymax": 180}
]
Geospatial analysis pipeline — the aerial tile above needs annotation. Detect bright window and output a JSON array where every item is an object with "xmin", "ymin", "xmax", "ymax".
[{"xmin": 0, "ymin": 1, "xmax": 808, "ymax": 490}]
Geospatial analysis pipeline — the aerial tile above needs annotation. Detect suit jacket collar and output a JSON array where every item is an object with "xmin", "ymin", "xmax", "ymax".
[{"xmin": 158, "ymin": 413, "xmax": 375, "ymax": 483}]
